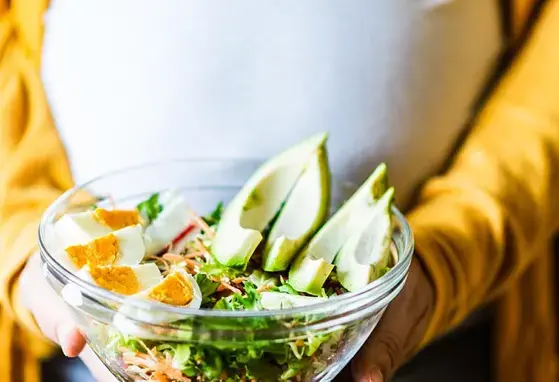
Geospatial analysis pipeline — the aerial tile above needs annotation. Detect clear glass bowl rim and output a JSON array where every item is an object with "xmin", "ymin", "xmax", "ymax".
[{"xmin": 38, "ymin": 158, "xmax": 414, "ymax": 319}]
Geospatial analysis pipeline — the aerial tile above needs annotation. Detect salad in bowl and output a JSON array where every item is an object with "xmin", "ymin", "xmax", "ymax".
[{"xmin": 39, "ymin": 133, "xmax": 413, "ymax": 382}]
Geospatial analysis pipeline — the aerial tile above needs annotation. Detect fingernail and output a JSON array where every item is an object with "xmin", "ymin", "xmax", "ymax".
[
  {"xmin": 56, "ymin": 325, "xmax": 72, "ymax": 356},
  {"xmin": 57, "ymin": 325, "xmax": 85, "ymax": 357},
  {"xmin": 369, "ymin": 367, "xmax": 384, "ymax": 382}
]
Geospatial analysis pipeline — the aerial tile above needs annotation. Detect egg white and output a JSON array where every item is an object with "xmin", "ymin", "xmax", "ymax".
[
  {"xmin": 144, "ymin": 191, "xmax": 193, "ymax": 256},
  {"xmin": 112, "ymin": 224, "xmax": 147, "ymax": 266},
  {"xmin": 112, "ymin": 269, "xmax": 202, "ymax": 339},
  {"xmin": 55, "ymin": 211, "xmax": 112, "ymax": 248}
]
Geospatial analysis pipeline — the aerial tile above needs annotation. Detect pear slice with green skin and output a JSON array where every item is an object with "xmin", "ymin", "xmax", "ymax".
[
  {"xmin": 288, "ymin": 163, "xmax": 388, "ymax": 295},
  {"xmin": 262, "ymin": 145, "xmax": 330, "ymax": 272},
  {"xmin": 212, "ymin": 133, "xmax": 328, "ymax": 268},
  {"xmin": 286, "ymin": 254, "xmax": 335, "ymax": 296},
  {"xmin": 335, "ymin": 188, "xmax": 394, "ymax": 292},
  {"xmin": 260, "ymin": 291, "xmax": 327, "ymax": 310}
]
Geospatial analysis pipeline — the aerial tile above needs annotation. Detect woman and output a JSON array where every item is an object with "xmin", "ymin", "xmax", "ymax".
[{"xmin": 1, "ymin": 1, "xmax": 557, "ymax": 381}]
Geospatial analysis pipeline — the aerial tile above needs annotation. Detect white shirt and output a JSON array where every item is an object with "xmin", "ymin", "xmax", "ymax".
[{"xmin": 42, "ymin": 0, "xmax": 501, "ymax": 208}]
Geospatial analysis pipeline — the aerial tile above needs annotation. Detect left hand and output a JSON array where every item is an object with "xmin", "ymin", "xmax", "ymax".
[
  {"xmin": 21, "ymin": 252, "xmax": 116, "ymax": 382},
  {"xmin": 351, "ymin": 258, "xmax": 435, "ymax": 381}
]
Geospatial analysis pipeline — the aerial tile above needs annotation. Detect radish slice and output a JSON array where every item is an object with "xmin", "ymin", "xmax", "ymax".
[{"xmin": 172, "ymin": 223, "xmax": 196, "ymax": 246}]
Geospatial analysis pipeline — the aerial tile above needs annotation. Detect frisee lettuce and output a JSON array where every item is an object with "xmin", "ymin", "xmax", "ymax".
[
  {"xmin": 198, "ymin": 259, "xmax": 243, "ymax": 280},
  {"xmin": 136, "ymin": 193, "xmax": 163, "ymax": 224},
  {"xmin": 202, "ymin": 201, "xmax": 224, "ymax": 226},
  {"xmin": 194, "ymin": 273, "xmax": 220, "ymax": 305},
  {"xmin": 214, "ymin": 281, "xmax": 262, "ymax": 310},
  {"xmin": 271, "ymin": 277, "xmax": 299, "ymax": 295}
]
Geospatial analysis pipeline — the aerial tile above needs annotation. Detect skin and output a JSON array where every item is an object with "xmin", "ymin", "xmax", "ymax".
[
  {"xmin": 351, "ymin": 259, "xmax": 435, "ymax": 382},
  {"xmin": 20, "ymin": 253, "xmax": 115, "ymax": 382},
  {"xmin": 21, "ymin": 252, "xmax": 434, "ymax": 382}
]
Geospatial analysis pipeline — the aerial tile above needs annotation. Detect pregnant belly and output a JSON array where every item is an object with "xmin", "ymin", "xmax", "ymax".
[{"xmin": 41, "ymin": 0, "xmax": 501, "ymax": 208}]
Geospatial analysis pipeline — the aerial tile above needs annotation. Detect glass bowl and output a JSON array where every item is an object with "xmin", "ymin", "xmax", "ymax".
[{"xmin": 38, "ymin": 160, "xmax": 414, "ymax": 382}]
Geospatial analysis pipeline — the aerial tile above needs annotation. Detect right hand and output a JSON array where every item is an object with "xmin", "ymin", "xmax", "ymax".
[
  {"xmin": 20, "ymin": 252, "xmax": 116, "ymax": 381},
  {"xmin": 351, "ymin": 258, "xmax": 435, "ymax": 381}
]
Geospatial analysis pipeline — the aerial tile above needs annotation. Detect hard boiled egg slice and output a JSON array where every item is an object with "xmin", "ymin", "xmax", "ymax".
[
  {"xmin": 55, "ymin": 209, "xmax": 141, "ymax": 248},
  {"xmin": 76, "ymin": 263, "xmax": 162, "ymax": 295},
  {"xmin": 144, "ymin": 191, "xmax": 193, "ymax": 256},
  {"xmin": 137, "ymin": 268, "xmax": 202, "ymax": 310},
  {"xmin": 55, "ymin": 211, "xmax": 111, "ymax": 248},
  {"xmin": 113, "ymin": 269, "xmax": 202, "ymax": 339},
  {"xmin": 64, "ymin": 224, "xmax": 146, "ymax": 270}
]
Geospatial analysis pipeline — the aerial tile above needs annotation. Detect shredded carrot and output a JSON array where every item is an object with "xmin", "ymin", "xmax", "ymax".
[
  {"xmin": 162, "ymin": 253, "xmax": 185, "ymax": 263},
  {"xmin": 150, "ymin": 372, "xmax": 171, "ymax": 381},
  {"xmin": 167, "ymin": 242, "xmax": 175, "ymax": 254},
  {"xmin": 145, "ymin": 255, "xmax": 171, "ymax": 273},
  {"xmin": 154, "ymin": 364, "xmax": 191, "ymax": 382},
  {"xmin": 256, "ymin": 284, "xmax": 275, "ymax": 293},
  {"xmin": 123, "ymin": 350, "xmax": 192, "ymax": 382},
  {"xmin": 184, "ymin": 258, "xmax": 201, "ymax": 267},
  {"xmin": 183, "ymin": 252, "xmax": 204, "ymax": 259},
  {"xmin": 220, "ymin": 282, "xmax": 242, "ymax": 294},
  {"xmin": 137, "ymin": 339, "xmax": 157, "ymax": 361},
  {"xmin": 194, "ymin": 238, "xmax": 211, "ymax": 259},
  {"xmin": 187, "ymin": 208, "xmax": 215, "ymax": 238},
  {"xmin": 123, "ymin": 353, "xmax": 156, "ymax": 369}
]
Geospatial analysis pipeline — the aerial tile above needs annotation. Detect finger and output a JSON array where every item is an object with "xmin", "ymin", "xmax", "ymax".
[
  {"xmin": 80, "ymin": 346, "xmax": 117, "ymax": 382},
  {"xmin": 351, "ymin": 314, "xmax": 405, "ymax": 382},
  {"xmin": 21, "ymin": 252, "xmax": 87, "ymax": 356},
  {"xmin": 363, "ymin": 368, "xmax": 384, "ymax": 382},
  {"xmin": 55, "ymin": 324, "xmax": 87, "ymax": 357},
  {"xmin": 352, "ymin": 260, "xmax": 434, "ymax": 381}
]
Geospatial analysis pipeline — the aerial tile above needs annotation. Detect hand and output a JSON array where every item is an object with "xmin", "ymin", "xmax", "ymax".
[
  {"xmin": 20, "ymin": 252, "xmax": 116, "ymax": 381},
  {"xmin": 351, "ymin": 258, "xmax": 435, "ymax": 382}
]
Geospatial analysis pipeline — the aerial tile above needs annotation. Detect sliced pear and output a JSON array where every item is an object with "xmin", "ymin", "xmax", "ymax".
[
  {"xmin": 288, "ymin": 163, "xmax": 388, "ymax": 295},
  {"xmin": 212, "ymin": 133, "xmax": 329, "ymax": 268},
  {"xmin": 262, "ymin": 146, "xmax": 330, "ymax": 271},
  {"xmin": 260, "ymin": 291, "xmax": 327, "ymax": 310},
  {"xmin": 335, "ymin": 188, "xmax": 394, "ymax": 292},
  {"xmin": 287, "ymin": 254, "xmax": 335, "ymax": 296},
  {"xmin": 248, "ymin": 270, "xmax": 278, "ymax": 289}
]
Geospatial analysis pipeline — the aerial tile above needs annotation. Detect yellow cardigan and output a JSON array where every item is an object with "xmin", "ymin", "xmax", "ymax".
[{"xmin": 0, "ymin": 1, "xmax": 556, "ymax": 382}]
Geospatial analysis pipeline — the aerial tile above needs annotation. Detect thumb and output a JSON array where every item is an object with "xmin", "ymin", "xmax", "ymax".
[
  {"xmin": 21, "ymin": 252, "xmax": 87, "ymax": 357},
  {"xmin": 351, "ymin": 259, "xmax": 435, "ymax": 382},
  {"xmin": 54, "ymin": 321, "xmax": 87, "ymax": 357},
  {"xmin": 351, "ymin": 327, "xmax": 405, "ymax": 382}
]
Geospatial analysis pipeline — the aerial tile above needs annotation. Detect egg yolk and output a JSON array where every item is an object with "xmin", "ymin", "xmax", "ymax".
[
  {"xmin": 93, "ymin": 208, "xmax": 140, "ymax": 230},
  {"xmin": 89, "ymin": 265, "xmax": 140, "ymax": 295},
  {"xmin": 148, "ymin": 272, "xmax": 193, "ymax": 306},
  {"xmin": 66, "ymin": 234, "xmax": 119, "ymax": 268}
]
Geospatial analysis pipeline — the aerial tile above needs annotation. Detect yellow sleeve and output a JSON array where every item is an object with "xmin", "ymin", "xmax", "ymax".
[
  {"xmin": 409, "ymin": 0, "xmax": 559, "ymax": 343},
  {"xmin": 0, "ymin": 1, "xmax": 73, "ymax": 357}
]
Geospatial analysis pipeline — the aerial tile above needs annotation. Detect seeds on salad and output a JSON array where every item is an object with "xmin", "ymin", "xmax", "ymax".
[
  {"xmin": 65, "ymin": 233, "xmax": 119, "ymax": 268},
  {"xmin": 93, "ymin": 208, "xmax": 141, "ymax": 230},
  {"xmin": 148, "ymin": 271, "xmax": 194, "ymax": 306},
  {"xmin": 89, "ymin": 265, "xmax": 140, "ymax": 295}
]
